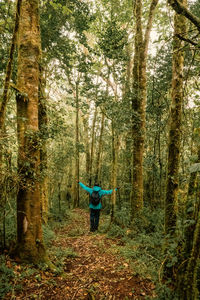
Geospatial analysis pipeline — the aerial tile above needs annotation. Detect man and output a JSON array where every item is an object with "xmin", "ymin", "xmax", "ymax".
[{"xmin": 78, "ymin": 181, "xmax": 117, "ymax": 232}]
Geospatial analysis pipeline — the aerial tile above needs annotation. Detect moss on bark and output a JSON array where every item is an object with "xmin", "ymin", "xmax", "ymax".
[{"xmin": 16, "ymin": 0, "xmax": 46, "ymax": 263}]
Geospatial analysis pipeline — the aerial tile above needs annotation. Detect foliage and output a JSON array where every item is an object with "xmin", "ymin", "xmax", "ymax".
[
  {"xmin": 0, "ymin": 256, "xmax": 15, "ymax": 298},
  {"xmin": 107, "ymin": 223, "xmax": 126, "ymax": 238},
  {"xmin": 151, "ymin": 284, "xmax": 179, "ymax": 300},
  {"xmin": 42, "ymin": 224, "xmax": 56, "ymax": 247}
]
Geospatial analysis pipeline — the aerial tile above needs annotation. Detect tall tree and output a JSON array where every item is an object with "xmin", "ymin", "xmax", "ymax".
[
  {"xmin": 15, "ymin": 0, "xmax": 46, "ymax": 262},
  {"xmin": 94, "ymin": 111, "xmax": 105, "ymax": 184},
  {"xmin": 0, "ymin": 0, "xmax": 21, "ymax": 132},
  {"xmin": 74, "ymin": 81, "xmax": 80, "ymax": 207},
  {"xmin": 164, "ymin": 0, "xmax": 187, "ymax": 278},
  {"xmin": 164, "ymin": 0, "xmax": 187, "ymax": 234},
  {"xmin": 168, "ymin": 0, "xmax": 200, "ymax": 32},
  {"xmin": 131, "ymin": 0, "xmax": 159, "ymax": 217},
  {"xmin": 89, "ymin": 105, "xmax": 97, "ymax": 186},
  {"xmin": 38, "ymin": 65, "xmax": 48, "ymax": 224}
]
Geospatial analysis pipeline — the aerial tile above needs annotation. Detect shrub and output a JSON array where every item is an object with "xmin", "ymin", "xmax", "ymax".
[
  {"xmin": 107, "ymin": 224, "xmax": 126, "ymax": 238},
  {"xmin": 42, "ymin": 224, "xmax": 56, "ymax": 246},
  {"xmin": 0, "ymin": 256, "xmax": 15, "ymax": 298}
]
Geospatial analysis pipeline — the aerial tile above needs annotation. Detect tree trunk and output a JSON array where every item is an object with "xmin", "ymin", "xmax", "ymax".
[
  {"xmin": 74, "ymin": 81, "xmax": 80, "ymax": 207},
  {"xmin": 123, "ymin": 44, "xmax": 132, "ymax": 201},
  {"xmin": 184, "ymin": 149, "xmax": 200, "ymax": 256},
  {"xmin": 163, "ymin": 0, "xmax": 186, "ymax": 279},
  {"xmin": 110, "ymin": 122, "xmax": 119, "ymax": 223},
  {"xmin": 131, "ymin": 0, "xmax": 158, "ymax": 217},
  {"xmin": 183, "ymin": 207, "xmax": 200, "ymax": 299},
  {"xmin": 15, "ymin": 0, "xmax": 46, "ymax": 263},
  {"xmin": 164, "ymin": 0, "xmax": 186, "ymax": 234},
  {"xmin": 89, "ymin": 105, "xmax": 97, "ymax": 186},
  {"xmin": 0, "ymin": 0, "xmax": 22, "ymax": 205},
  {"xmin": 95, "ymin": 112, "xmax": 105, "ymax": 184},
  {"xmin": 82, "ymin": 115, "xmax": 90, "ymax": 184},
  {"xmin": 0, "ymin": 0, "xmax": 21, "ymax": 131},
  {"xmin": 38, "ymin": 66, "xmax": 48, "ymax": 224},
  {"xmin": 168, "ymin": 0, "xmax": 200, "ymax": 32}
]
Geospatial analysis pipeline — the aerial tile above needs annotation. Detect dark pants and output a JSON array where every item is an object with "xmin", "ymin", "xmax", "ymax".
[{"xmin": 90, "ymin": 208, "xmax": 100, "ymax": 232}]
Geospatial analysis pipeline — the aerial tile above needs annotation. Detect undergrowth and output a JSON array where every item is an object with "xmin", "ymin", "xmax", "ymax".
[{"xmin": 102, "ymin": 206, "xmax": 178, "ymax": 299}]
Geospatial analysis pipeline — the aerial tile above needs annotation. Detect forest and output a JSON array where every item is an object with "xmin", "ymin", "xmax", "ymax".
[{"xmin": 0, "ymin": 0, "xmax": 200, "ymax": 299}]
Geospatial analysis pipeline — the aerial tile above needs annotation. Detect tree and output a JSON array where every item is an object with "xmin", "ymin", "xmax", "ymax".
[
  {"xmin": 164, "ymin": 0, "xmax": 187, "ymax": 278},
  {"xmin": 15, "ymin": 0, "xmax": 46, "ymax": 263},
  {"xmin": 38, "ymin": 65, "xmax": 48, "ymax": 224},
  {"xmin": 168, "ymin": 0, "xmax": 200, "ymax": 32},
  {"xmin": 130, "ymin": 0, "xmax": 159, "ymax": 217},
  {"xmin": 74, "ymin": 80, "xmax": 80, "ymax": 207}
]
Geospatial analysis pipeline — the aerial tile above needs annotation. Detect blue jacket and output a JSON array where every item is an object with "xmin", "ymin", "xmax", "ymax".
[{"xmin": 79, "ymin": 182, "xmax": 117, "ymax": 209}]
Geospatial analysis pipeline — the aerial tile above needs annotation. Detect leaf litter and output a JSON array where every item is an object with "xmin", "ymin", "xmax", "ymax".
[{"xmin": 3, "ymin": 208, "xmax": 156, "ymax": 299}]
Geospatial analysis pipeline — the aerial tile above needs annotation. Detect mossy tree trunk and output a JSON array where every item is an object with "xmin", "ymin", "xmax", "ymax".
[
  {"xmin": 89, "ymin": 105, "xmax": 97, "ymax": 186},
  {"xmin": 82, "ymin": 114, "xmax": 91, "ymax": 183},
  {"xmin": 0, "ymin": 0, "xmax": 21, "ymax": 132},
  {"xmin": 177, "ymin": 142, "xmax": 200, "ymax": 297},
  {"xmin": 110, "ymin": 121, "xmax": 119, "ymax": 223},
  {"xmin": 74, "ymin": 81, "xmax": 80, "ymax": 207},
  {"xmin": 163, "ymin": 0, "xmax": 186, "ymax": 279},
  {"xmin": 183, "ymin": 207, "xmax": 200, "ymax": 300},
  {"xmin": 38, "ymin": 66, "xmax": 48, "ymax": 224},
  {"xmin": 130, "ymin": 0, "xmax": 159, "ymax": 218},
  {"xmin": 184, "ymin": 148, "xmax": 200, "ymax": 257},
  {"xmin": 164, "ymin": 0, "xmax": 186, "ymax": 234},
  {"xmin": 94, "ymin": 111, "xmax": 105, "ymax": 184},
  {"xmin": 0, "ymin": 0, "xmax": 22, "ymax": 206},
  {"xmin": 123, "ymin": 44, "xmax": 132, "ymax": 201},
  {"xmin": 16, "ymin": 0, "xmax": 46, "ymax": 263}
]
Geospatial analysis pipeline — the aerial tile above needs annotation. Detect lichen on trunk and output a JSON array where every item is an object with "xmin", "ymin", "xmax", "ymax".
[{"xmin": 15, "ymin": 0, "xmax": 46, "ymax": 263}]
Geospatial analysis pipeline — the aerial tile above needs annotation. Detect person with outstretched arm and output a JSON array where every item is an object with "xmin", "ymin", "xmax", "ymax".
[{"xmin": 78, "ymin": 181, "xmax": 118, "ymax": 232}]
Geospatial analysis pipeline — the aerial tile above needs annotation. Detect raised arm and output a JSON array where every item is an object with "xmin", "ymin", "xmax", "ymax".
[
  {"xmin": 101, "ymin": 188, "xmax": 117, "ymax": 196},
  {"xmin": 79, "ymin": 182, "xmax": 93, "ymax": 194}
]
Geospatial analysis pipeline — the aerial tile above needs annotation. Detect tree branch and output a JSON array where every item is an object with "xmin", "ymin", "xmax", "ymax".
[
  {"xmin": 168, "ymin": 0, "xmax": 200, "ymax": 32},
  {"xmin": 144, "ymin": 0, "xmax": 159, "ymax": 54},
  {"xmin": 175, "ymin": 33, "xmax": 199, "ymax": 47}
]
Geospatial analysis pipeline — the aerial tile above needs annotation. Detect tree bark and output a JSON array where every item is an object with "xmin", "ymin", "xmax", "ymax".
[
  {"xmin": 82, "ymin": 114, "xmax": 91, "ymax": 183},
  {"xmin": 0, "ymin": 0, "xmax": 21, "ymax": 131},
  {"xmin": 183, "ymin": 207, "xmax": 200, "ymax": 299},
  {"xmin": 15, "ymin": 0, "xmax": 46, "ymax": 263},
  {"xmin": 38, "ymin": 66, "xmax": 48, "ymax": 224},
  {"xmin": 0, "ymin": 0, "xmax": 22, "ymax": 202},
  {"xmin": 168, "ymin": 0, "xmax": 200, "ymax": 32},
  {"xmin": 131, "ymin": 0, "xmax": 159, "ymax": 217},
  {"xmin": 94, "ymin": 111, "xmax": 105, "ymax": 184},
  {"xmin": 163, "ymin": 0, "xmax": 186, "ymax": 279},
  {"xmin": 89, "ymin": 105, "xmax": 97, "ymax": 186},
  {"xmin": 74, "ymin": 81, "xmax": 80, "ymax": 207},
  {"xmin": 164, "ymin": 0, "xmax": 186, "ymax": 235},
  {"xmin": 110, "ymin": 121, "xmax": 119, "ymax": 223}
]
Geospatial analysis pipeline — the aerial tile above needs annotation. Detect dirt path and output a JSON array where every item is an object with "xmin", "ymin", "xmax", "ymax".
[{"xmin": 5, "ymin": 209, "xmax": 155, "ymax": 299}]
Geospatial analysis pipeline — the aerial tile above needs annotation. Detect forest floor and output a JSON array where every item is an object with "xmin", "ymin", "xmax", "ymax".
[{"xmin": 3, "ymin": 209, "xmax": 156, "ymax": 299}]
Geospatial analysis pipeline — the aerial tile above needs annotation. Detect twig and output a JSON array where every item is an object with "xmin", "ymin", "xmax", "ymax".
[
  {"xmin": 146, "ymin": 253, "xmax": 160, "ymax": 262},
  {"xmin": 175, "ymin": 33, "xmax": 199, "ymax": 47},
  {"xmin": 158, "ymin": 256, "xmax": 167, "ymax": 283},
  {"xmin": 71, "ymin": 279, "xmax": 94, "ymax": 300}
]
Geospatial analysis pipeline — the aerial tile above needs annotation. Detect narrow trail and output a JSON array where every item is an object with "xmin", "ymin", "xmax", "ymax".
[{"xmin": 6, "ymin": 209, "xmax": 155, "ymax": 299}]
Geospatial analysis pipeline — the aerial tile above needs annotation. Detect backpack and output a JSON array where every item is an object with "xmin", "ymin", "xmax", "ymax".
[{"xmin": 90, "ymin": 190, "xmax": 101, "ymax": 206}]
